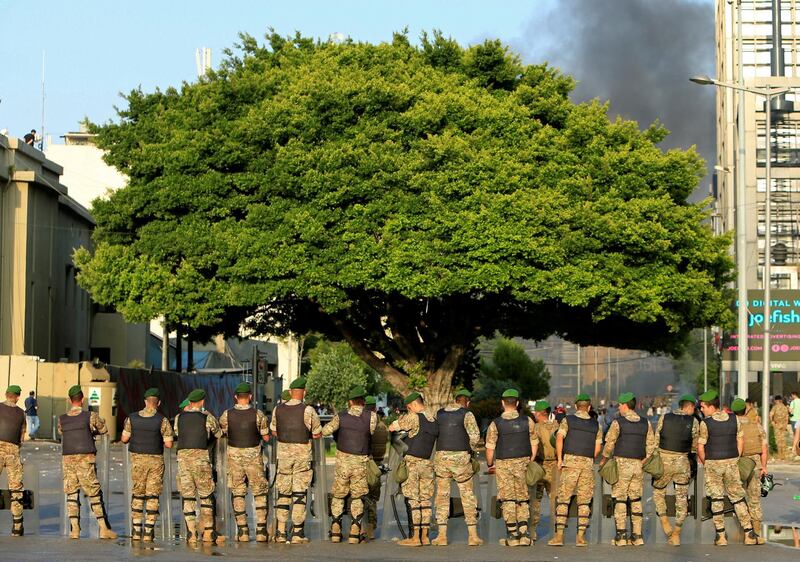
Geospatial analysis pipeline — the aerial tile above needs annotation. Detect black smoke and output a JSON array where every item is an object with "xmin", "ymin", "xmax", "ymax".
[{"xmin": 517, "ymin": 0, "xmax": 716, "ymax": 201}]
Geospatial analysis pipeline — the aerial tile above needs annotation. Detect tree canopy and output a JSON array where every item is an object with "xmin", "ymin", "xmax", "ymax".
[
  {"xmin": 477, "ymin": 337, "xmax": 550, "ymax": 401},
  {"xmin": 75, "ymin": 30, "xmax": 732, "ymax": 407}
]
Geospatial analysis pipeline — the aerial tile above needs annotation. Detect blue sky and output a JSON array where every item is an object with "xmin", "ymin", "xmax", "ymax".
[{"xmin": 0, "ymin": 0, "xmax": 555, "ymax": 142}]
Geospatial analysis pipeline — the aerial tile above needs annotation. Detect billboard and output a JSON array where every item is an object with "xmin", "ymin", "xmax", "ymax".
[{"xmin": 722, "ymin": 289, "xmax": 800, "ymax": 369}]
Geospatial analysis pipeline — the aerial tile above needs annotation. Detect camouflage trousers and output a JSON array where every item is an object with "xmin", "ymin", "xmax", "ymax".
[
  {"xmin": 652, "ymin": 451, "xmax": 691, "ymax": 527},
  {"xmin": 772, "ymin": 423, "xmax": 789, "ymax": 459},
  {"xmin": 611, "ymin": 457, "xmax": 644, "ymax": 533},
  {"xmin": 554, "ymin": 459, "xmax": 594, "ymax": 532},
  {"xmin": 495, "ymin": 457, "xmax": 530, "ymax": 538},
  {"xmin": 130, "ymin": 453, "xmax": 164, "ymax": 536},
  {"xmin": 434, "ymin": 451, "xmax": 478, "ymax": 526},
  {"xmin": 330, "ymin": 452, "xmax": 369, "ymax": 535},
  {"xmin": 744, "ymin": 454, "xmax": 763, "ymax": 523},
  {"xmin": 63, "ymin": 454, "xmax": 110, "ymax": 525},
  {"xmin": 401, "ymin": 456, "xmax": 434, "ymax": 530},
  {"xmin": 0, "ymin": 443, "xmax": 24, "ymax": 521},
  {"xmin": 275, "ymin": 457, "xmax": 313, "ymax": 528},
  {"xmin": 704, "ymin": 458, "xmax": 753, "ymax": 533},
  {"xmin": 227, "ymin": 446, "xmax": 268, "ymax": 532},
  {"xmin": 176, "ymin": 449, "xmax": 216, "ymax": 531},
  {"xmin": 531, "ymin": 459, "xmax": 558, "ymax": 531}
]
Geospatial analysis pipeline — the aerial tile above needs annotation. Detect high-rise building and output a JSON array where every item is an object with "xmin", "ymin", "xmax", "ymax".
[{"xmin": 715, "ymin": 0, "xmax": 800, "ymax": 390}]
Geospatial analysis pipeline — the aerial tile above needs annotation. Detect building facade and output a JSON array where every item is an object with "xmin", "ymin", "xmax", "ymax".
[{"xmin": 716, "ymin": 0, "xmax": 800, "ymax": 385}]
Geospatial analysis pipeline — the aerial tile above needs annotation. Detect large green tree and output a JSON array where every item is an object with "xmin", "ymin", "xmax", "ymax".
[
  {"xmin": 479, "ymin": 338, "xmax": 550, "ymax": 401},
  {"xmin": 76, "ymin": 31, "xmax": 732, "ymax": 408}
]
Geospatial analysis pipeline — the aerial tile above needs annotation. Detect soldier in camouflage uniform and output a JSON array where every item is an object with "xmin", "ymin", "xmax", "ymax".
[
  {"xmin": 697, "ymin": 389, "xmax": 763, "ymax": 546},
  {"xmin": 388, "ymin": 391, "xmax": 439, "ymax": 547},
  {"xmin": 744, "ymin": 398, "xmax": 761, "ymax": 425},
  {"xmin": 121, "ymin": 387, "xmax": 174, "ymax": 541},
  {"xmin": 174, "ymin": 388, "xmax": 225, "ymax": 545},
  {"xmin": 59, "ymin": 385, "xmax": 117, "ymax": 540},
  {"xmin": 364, "ymin": 395, "xmax": 388, "ymax": 540},
  {"xmin": 485, "ymin": 389, "xmax": 538, "ymax": 547},
  {"xmin": 321, "ymin": 386, "xmax": 377, "ymax": 543},
  {"xmin": 531, "ymin": 400, "xmax": 559, "ymax": 543},
  {"xmin": 219, "ymin": 382, "xmax": 270, "ymax": 542},
  {"xmin": 431, "ymin": 389, "xmax": 482, "ymax": 546},
  {"xmin": 652, "ymin": 393, "xmax": 698, "ymax": 546},
  {"xmin": 0, "ymin": 385, "xmax": 27, "ymax": 536},
  {"xmin": 732, "ymin": 398, "xmax": 769, "ymax": 534},
  {"xmin": 601, "ymin": 392, "xmax": 655, "ymax": 546},
  {"xmin": 769, "ymin": 395, "xmax": 790, "ymax": 460},
  {"xmin": 269, "ymin": 377, "xmax": 322, "ymax": 544},
  {"xmin": 549, "ymin": 393, "xmax": 602, "ymax": 547}
]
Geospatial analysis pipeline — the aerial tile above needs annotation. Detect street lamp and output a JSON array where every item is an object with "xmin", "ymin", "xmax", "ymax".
[{"xmin": 690, "ymin": 75, "xmax": 792, "ymax": 435}]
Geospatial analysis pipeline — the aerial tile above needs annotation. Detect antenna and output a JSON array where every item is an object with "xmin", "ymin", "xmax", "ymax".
[
  {"xmin": 195, "ymin": 47, "xmax": 212, "ymax": 78},
  {"xmin": 40, "ymin": 50, "xmax": 45, "ymax": 150}
]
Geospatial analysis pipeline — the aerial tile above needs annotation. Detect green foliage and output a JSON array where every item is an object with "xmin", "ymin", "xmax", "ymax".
[
  {"xmin": 305, "ymin": 340, "xmax": 377, "ymax": 411},
  {"xmin": 76, "ymin": 30, "xmax": 733, "ymax": 400},
  {"xmin": 672, "ymin": 329, "xmax": 719, "ymax": 395},
  {"xmin": 480, "ymin": 338, "xmax": 550, "ymax": 401}
]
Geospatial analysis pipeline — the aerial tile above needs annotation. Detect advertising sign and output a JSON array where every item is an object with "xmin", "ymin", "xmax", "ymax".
[{"xmin": 722, "ymin": 289, "xmax": 800, "ymax": 369}]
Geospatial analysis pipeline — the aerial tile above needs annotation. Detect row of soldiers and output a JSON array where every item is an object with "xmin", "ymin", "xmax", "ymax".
[{"xmin": 0, "ymin": 380, "xmax": 774, "ymax": 548}]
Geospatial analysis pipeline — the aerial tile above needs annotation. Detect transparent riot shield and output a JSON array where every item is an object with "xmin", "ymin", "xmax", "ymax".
[
  {"xmin": 308, "ymin": 435, "xmax": 331, "ymax": 541},
  {"xmin": 380, "ymin": 433, "xmax": 411, "ymax": 542},
  {"xmin": 696, "ymin": 462, "xmax": 744, "ymax": 544},
  {"xmin": 265, "ymin": 440, "xmax": 277, "ymax": 538},
  {"xmin": 430, "ymin": 454, "xmax": 482, "ymax": 544},
  {"xmin": 59, "ymin": 436, "xmax": 109, "ymax": 539},
  {"xmin": 0, "ymin": 455, "xmax": 39, "ymax": 535},
  {"xmin": 649, "ymin": 461, "xmax": 700, "ymax": 545},
  {"xmin": 123, "ymin": 444, "xmax": 132, "ymax": 538},
  {"xmin": 160, "ymin": 446, "xmax": 176, "ymax": 541},
  {"xmin": 214, "ymin": 437, "xmax": 234, "ymax": 541}
]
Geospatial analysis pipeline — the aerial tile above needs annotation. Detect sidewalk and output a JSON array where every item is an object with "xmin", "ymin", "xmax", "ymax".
[{"xmin": 0, "ymin": 536, "xmax": 797, "ymax": 562}]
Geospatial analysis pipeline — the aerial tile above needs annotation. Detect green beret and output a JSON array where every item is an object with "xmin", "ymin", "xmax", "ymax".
[
  {"xmin": 575, "ymin": 393, "xmax": 591, "ymax": 402},
  {"xmin": 235, "ymin": 382, "xmax": 252, "ymax": 394},
  {"xmin": 502, "ymin": 388, "xmax": 519, "ymax": 399},
  {"xmin": 404, "ymin": 391, "xmax": 422, "ymax": 405},
  {"xmin": 731, "ymin": 398, "xmax": 746, "ymax": 413},
  {"xmin": 144, "ymin": 387, "xmax": 160, "ymax": 399},
  {"xmin": 187, "ymin": 388, "xmax": 206, "ymax": 402},
  {"xmin": 289, "ymin": 377, "xmax": 307, "ymax": 390},
  {"xmin": 699, "ymin": 389, "xmax": 718, "ymax": 403},
  {"xmin": 5, "ymin": 385, "xmax": 21, "ymax": 395},
  {"xmin": 454, "ymin": 388, "xmax": 472, "ymax": 399},
  {"xmin": 68, "ymin": 385, "xmax": 83, "ymax": 398},
  {"xmin": 679, "ymin": 394, "xmax": 696, "ymax": 404},
  {"xmin": 281, "ymin": 390, "xmax": 291, "ymax": 401},
  {"xmin": 534, "ymin": 400, "xmax": 550, "ymax": 412},
  {"xmin": 179, "ymin": 399, "xmax": 190, "ymax": 409},
  {"xmin": 618, "ymin": 392, "xmax": 635, "ymax": 404},
  {"xmin": 348, "ymin": 386, "xmax": 366, "ymax": 400},
  {"xmin": 365, "ymin": 395, "xmax": 377, "ymax": 406}
]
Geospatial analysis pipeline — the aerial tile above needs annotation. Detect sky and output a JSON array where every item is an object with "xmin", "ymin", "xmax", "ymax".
[{"xmin": 0, "ymin": 0, "xmax": 715, "ymax": 197}]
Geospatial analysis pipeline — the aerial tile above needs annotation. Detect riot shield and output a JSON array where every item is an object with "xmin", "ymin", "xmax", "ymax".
[
  {"xmin": 59, "ymin": 436, "xmax": 110, "ymax": 539},
  {"xmin": 123, "ymin": 444, "xmax": 132, "ymax": 538},
  {"xmin": 308, "ymin": 435, "xmax": 331, "ymax": 541},
  {"xmin": 379, "ymin": 431, "xmax": 411, "ymax": 542},
  {"xmin": 527, "ymin": 460, "xmax": 559, "ymax": 542},
  {"xmin": 214, "ymin": 436, "xmax": 234, "ymax": 540},
  {"xmin": 430, "ymin": 454, "xmax": 483, "ymax": 544},
  {"xmin": 650, "ymin": 461, "xmax": 700, "ymax": 545},
  {"xmin": 696, "ymin": 462, "xmax": 744, "ymax": 544},
  {"xmin": 160, "ymin": 446, "xmax": 176, "ymax": 541}
]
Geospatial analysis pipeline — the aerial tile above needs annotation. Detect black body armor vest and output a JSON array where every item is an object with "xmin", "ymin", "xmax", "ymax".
[
  {"xmin": 436, "ymin": 408, "xmax": 471, "ymax": 452},
  {"xmin": 176, "ymin": 411, "xmax": 209, "ymax": 450},
  {"xmin": 614, "ymin": 416, "xmax": 648, "ymax": 459},
  {"xmin": 0, "ymin": 403, "xmax": 24, "ymax": 446},
  {"xmin": 60, "ymin": 411, "xmax": 96, "ymax": 455},
  {"xmin": 659, "ymin": 413, "xmax": 693, "ymax": 454},
  {"xmin": 275, "ymin": 403, "xmax": 310, "ymax": 443},
  {"xmin": 336, "ymin": 409, "xmax": 371, "ymax": 455},
  {"xmin": 704, "ymin": 415, "xmax": 739, "ymax": 460},
  {"xmin": 562, "ymin": 415, "xmax": 598, "ymax": 458},
  {"xmin": 494, "ymin": 415, "xmax": 532, "ymax": 460},
  {"xmin": 226, "ymin": 408, "xmax": 261, "ymax": 448},
  {"xmin": 128, "ymin": 411, "xmax": 164, "ymax": 455},
  {"xmin": 405, "ymin": 413, "xmax": 438, "ymax": 459}
]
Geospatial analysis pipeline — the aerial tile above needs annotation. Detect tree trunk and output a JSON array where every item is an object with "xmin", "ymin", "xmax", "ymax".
[{"xmin": 424, "ymin": 369, "xmax": 456, "ymax": 412}]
